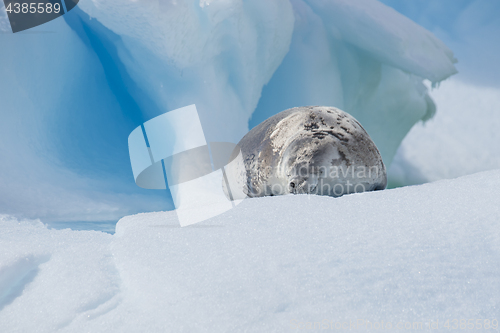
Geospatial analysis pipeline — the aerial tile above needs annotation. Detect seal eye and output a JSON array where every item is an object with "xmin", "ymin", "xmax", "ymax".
[{"xmin": 289, "ymin": 182, "xmax": 295, "ymax": 189}]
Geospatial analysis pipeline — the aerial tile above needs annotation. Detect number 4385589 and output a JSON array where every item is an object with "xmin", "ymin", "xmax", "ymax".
[
  {"xmin": 5, "ymin": 2, "xmax": 62, "ymax": 14},
  {"xmin": 443, "ymin": 319, "xmax": 498, "ymax": 330}
]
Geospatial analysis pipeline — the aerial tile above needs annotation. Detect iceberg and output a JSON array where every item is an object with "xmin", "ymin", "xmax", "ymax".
[{"xmin": 0, "ymin": 0, "xmax": 456, "ymax": 221}]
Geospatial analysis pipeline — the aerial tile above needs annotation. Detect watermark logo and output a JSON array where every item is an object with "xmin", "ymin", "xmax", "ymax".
[
  {"xmin": 128, "ymin": 105, "xmax": 245, "ymax": 227},
  {"xmin": 289, "ymin": 318, "xmax": 498, "ymax": 330},
  {"xmin": 239, "ymin": 164, "xmax": 381, "ymax": 198},
  {"xmin": 2, "ymin": 0, "xmax": 79, "ymax": 33}
]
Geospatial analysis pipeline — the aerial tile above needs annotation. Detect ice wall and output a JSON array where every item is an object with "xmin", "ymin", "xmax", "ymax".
[
  {"xmin": 380, "ymin": 0, "xmax": 500, "ymax": 88},
  {"xmin": 0, "ymin": 4, "xmax": 8, "ymax": 32},
  {"xmin": 0, "ymin": 8, "xmax": 170, "ymax": 222},
  {"xmin": 76, "ymin": 0, "xmax": 295, "ymax": 143},
  {"xmin": 77, "ymin": 0, "xmax": 456, "ymax": 161},
  {"xmin": 252, "ymin": 0, "xmax": 457, "ymax": 164}
]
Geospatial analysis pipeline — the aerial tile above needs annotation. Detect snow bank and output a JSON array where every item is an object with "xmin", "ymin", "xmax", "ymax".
[
  {"xmin": 1, "ymin": 169, "xmax": 499, "ymax": 332},
  {"xmin": 389, "ymin": 78, "xmax": 500, "ymax": 187},
  {"xmin": 0, "ymin": 216, "xmax": 115, "ymax": 331}
]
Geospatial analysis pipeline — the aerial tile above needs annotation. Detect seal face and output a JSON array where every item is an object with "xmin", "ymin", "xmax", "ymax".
[{"xmin": 224, "ymin": 106, "xmax": 387, "ymax": 199}]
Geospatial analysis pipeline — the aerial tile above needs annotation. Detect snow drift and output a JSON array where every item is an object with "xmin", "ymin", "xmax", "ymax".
[
  {"xmin": 1, "ymin": 169, "xmax": 499, "ymax": 331},
  {"xmin": 389, "ymin": 78, "xmax": 500, "ymax": 187}
]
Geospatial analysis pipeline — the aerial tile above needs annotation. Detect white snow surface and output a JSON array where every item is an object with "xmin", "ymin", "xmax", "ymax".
[
  {"xmin": 1, "ymin": 169, "xmax": 499, "ymax": 332},
  {"xmin": 389, "ymin": 78, "xmax": 500, "ymax": 186}
]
